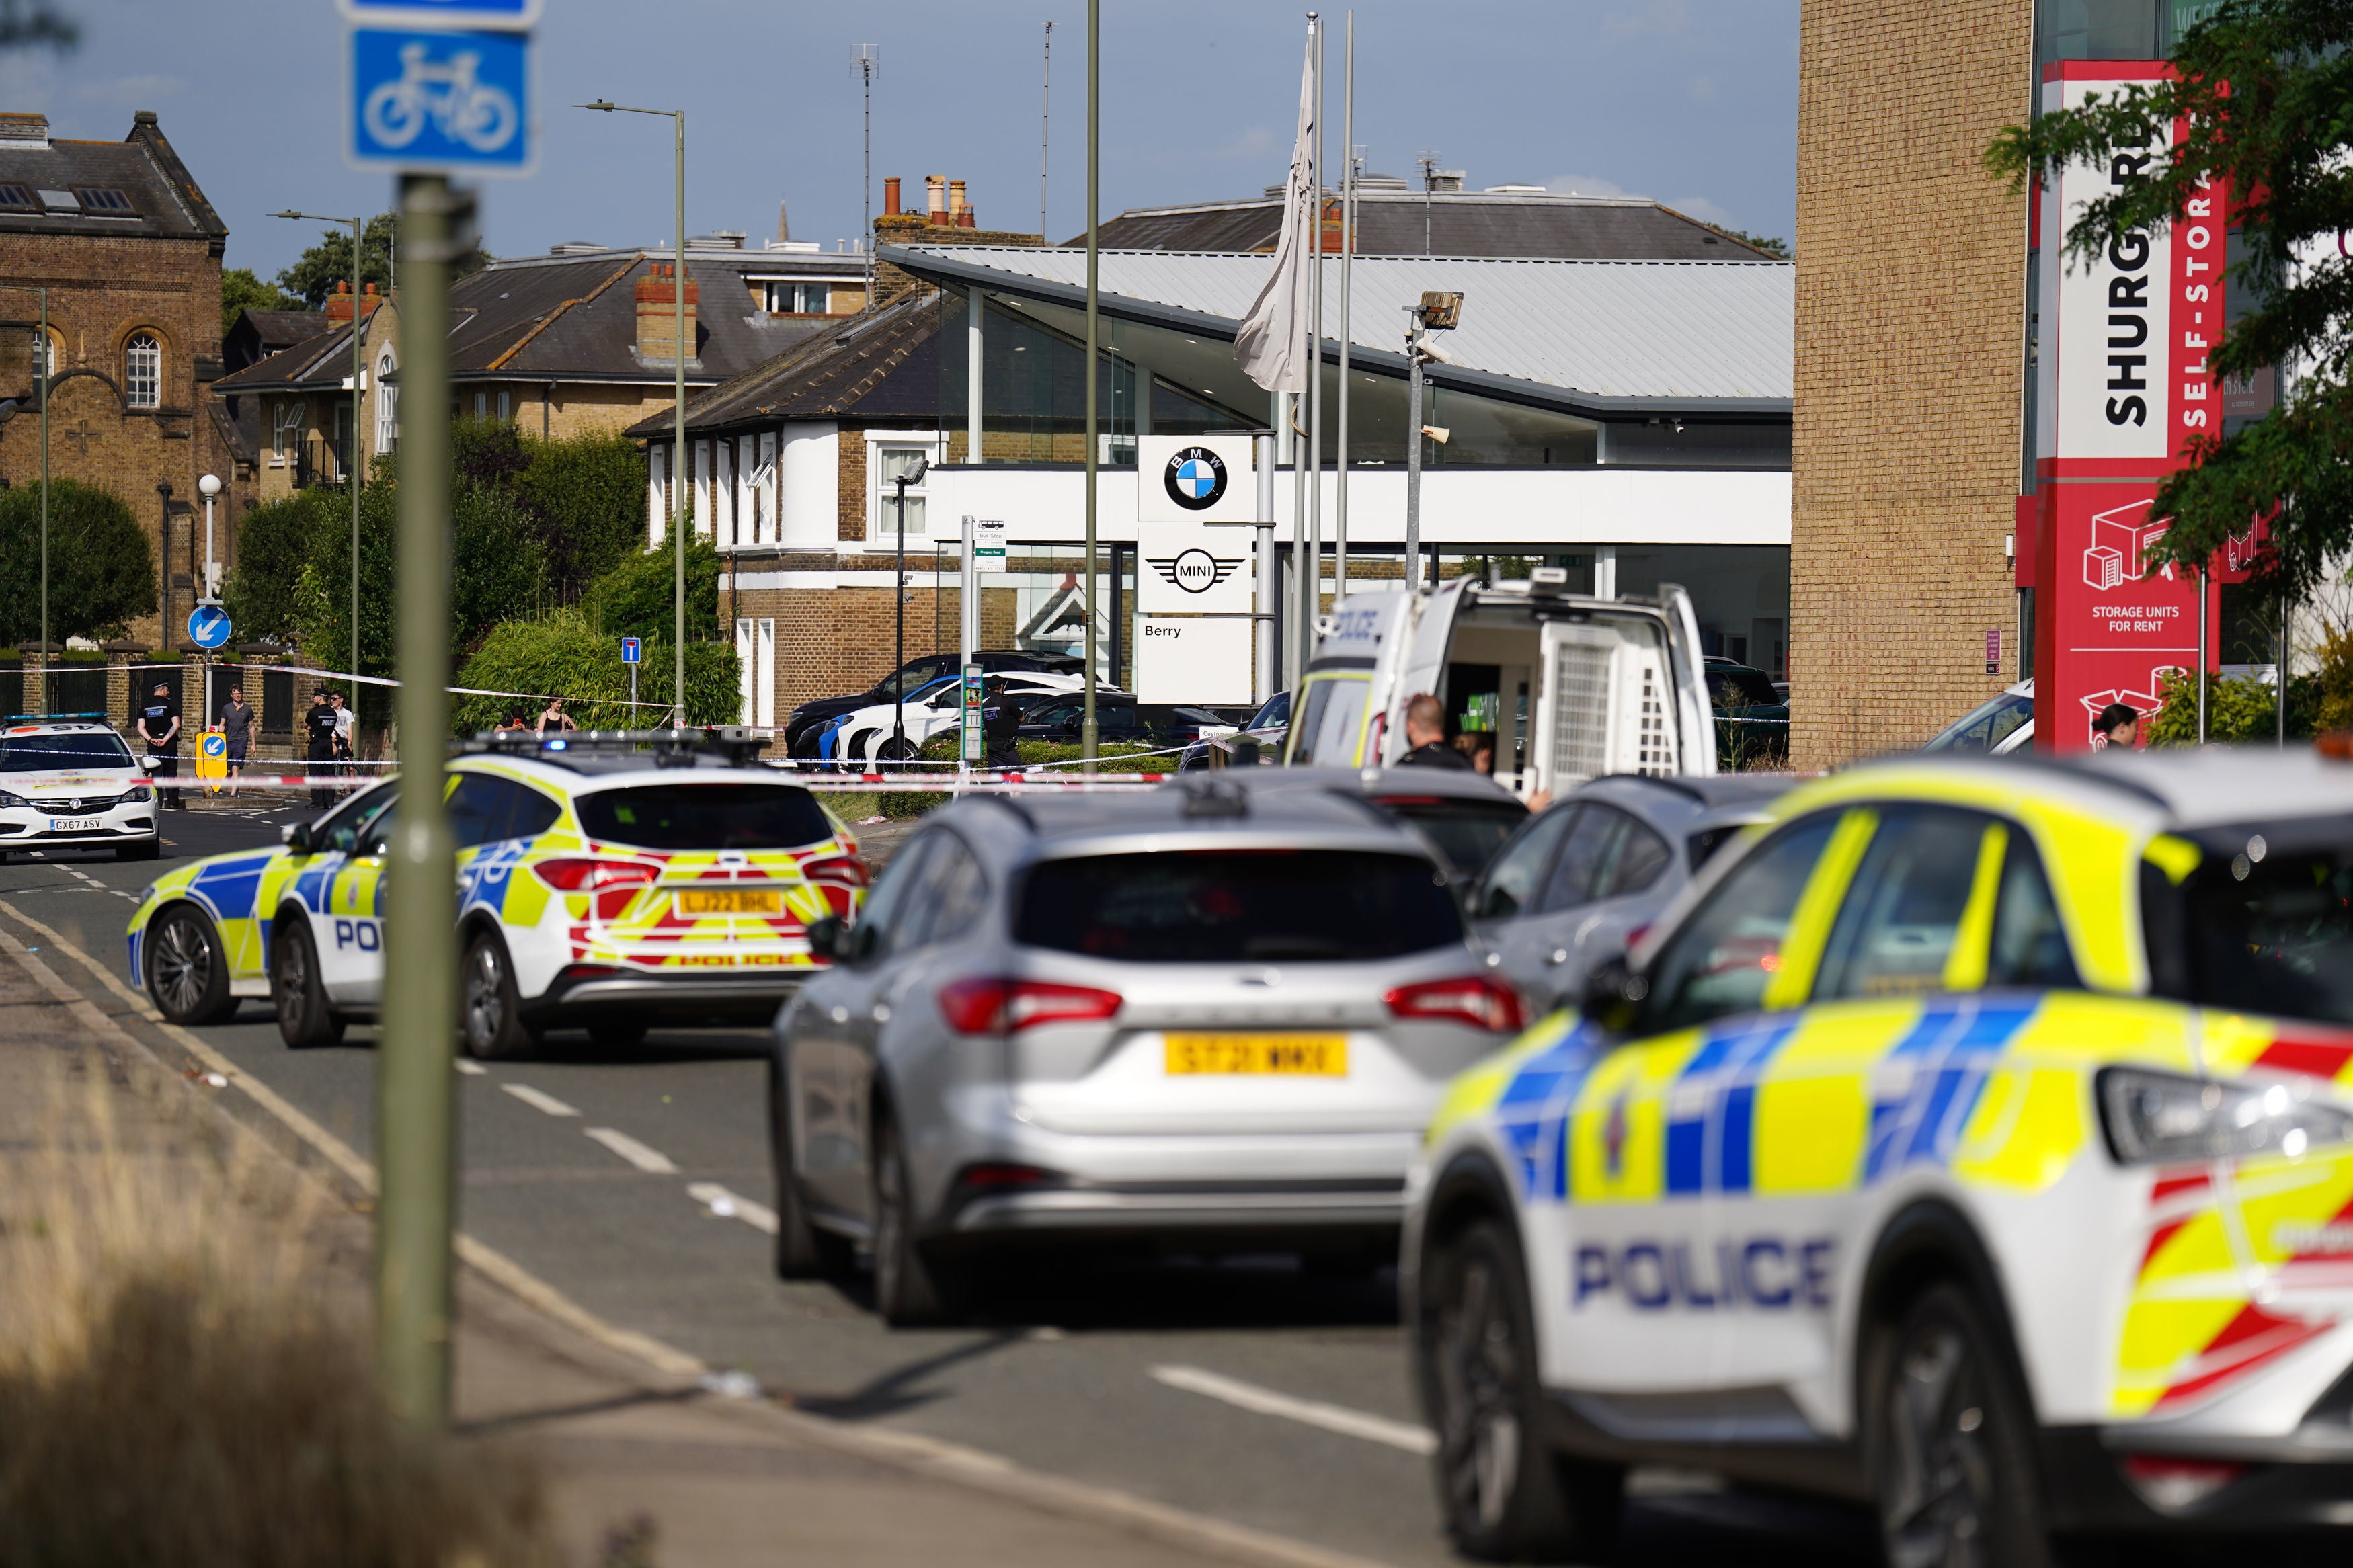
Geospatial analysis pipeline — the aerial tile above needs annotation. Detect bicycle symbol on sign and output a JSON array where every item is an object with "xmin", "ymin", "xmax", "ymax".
[{"xmin": 364, "ymin": 42, "xmax": 518, "ymax": 153}]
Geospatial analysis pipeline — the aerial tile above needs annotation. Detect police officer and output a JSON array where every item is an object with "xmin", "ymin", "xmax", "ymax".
[
  {"xmin": 137, "ymin": 680, "xmax": 184, "ymax": 809},
  {"xmin": 303, "ymin": 691, "xmax": 340, "ymax": 809},
  {"xmin": 983, "ymin": 675, "xmax": 1025, "ymax": 768},
  {"xmin": 1394, "ymin": 692, "xmax": 1472, "ymax": 770}
]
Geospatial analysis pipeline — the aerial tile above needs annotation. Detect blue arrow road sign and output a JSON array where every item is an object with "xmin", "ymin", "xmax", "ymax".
[
  {"xmin": 188, "ymin": 603, "xmax": 232, "ymax": 650},
  {"xmin": 340, "ymin": 0, "xmax": 541, "ymax": 28},
  {"xmin": 620, "ymin": 636, "xmax": 643, "ymax": 665},
  {"xmin": 349, "ymin": 28, "xmax": 532, "ymax": 175}
]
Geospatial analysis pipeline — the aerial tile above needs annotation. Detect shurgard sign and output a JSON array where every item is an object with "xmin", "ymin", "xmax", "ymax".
[{"xmin": 2031, "ymin": 60, "xmax": 2246, "ymax": 750}]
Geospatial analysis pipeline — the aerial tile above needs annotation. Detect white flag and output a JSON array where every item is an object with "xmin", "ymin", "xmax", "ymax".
[{"xmin": 1234, "ymin": 36, "xmax": 1316, "ymax": 393}]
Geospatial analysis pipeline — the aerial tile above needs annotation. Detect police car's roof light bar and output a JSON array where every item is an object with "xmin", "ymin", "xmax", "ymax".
[
  {"xmin": 4, "ymin": 711, "xmax": 112, "ymax": 724},
  {"xmin": 457, "ymin": 727, "xmax": 772, "ymax": 768}
]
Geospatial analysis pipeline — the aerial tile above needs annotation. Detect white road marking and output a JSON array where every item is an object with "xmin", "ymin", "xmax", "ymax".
[
  {"xmin": 585, "ymin": 1126, "xmax": 680, "ymax": 1174},
  {"xmin": 500, "ymin": 1082, "xmax": 580, "ymax": 1118},
  {"xmin": 1149, "ymin": 1365, "xmax": 1437, "ymax": 1456},
  {"xmin": 454, "ymin": 1059, "xmax": 487, "ymax": 1076},
  {"xmin": 686, "ymin": 1180, "xmax": 779, "ymax": 1235}
]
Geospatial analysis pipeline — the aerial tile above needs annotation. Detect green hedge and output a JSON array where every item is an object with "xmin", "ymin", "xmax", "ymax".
[{"xmin": 450, "ymin": 606, "xmax": 738, "ymax": 733}]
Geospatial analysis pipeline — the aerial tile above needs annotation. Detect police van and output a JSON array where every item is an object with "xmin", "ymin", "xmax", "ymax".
[
  {"xmin": 1406, "ymin": 749, "xmax": 2353, "ymax": 1561},
  {"xmin": 1284, "ymin": 574, "xmax": 1717, "ymax": 796}
]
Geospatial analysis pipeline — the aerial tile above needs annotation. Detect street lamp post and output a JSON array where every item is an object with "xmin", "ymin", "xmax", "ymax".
[
  {"xmin": 274, "ymin": 210, "xmax": 365, "ymax": 709},
  {"xmin": 891, "ymin": 457, "xmax": 928, "ymax": 758},
  {"xmin": 580, "ymin": 101, "xmax": 687, "ymax": 725},
  {"xmin": 1402, "ymin": 290, "xmax": 1461, "ymax": 591}
]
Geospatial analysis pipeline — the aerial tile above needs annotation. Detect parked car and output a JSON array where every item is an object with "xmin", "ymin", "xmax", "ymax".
[
  {"xmin": 1705, "ymin": 657, "xmax": 1790, "ymax": 768},
  {"xmin": 768, "ymin": 784, "xmax": 1526, "ymax": 1324},
  {"xmin": 785, "ymin": 651, "xmax": 1081, "ymax": 757},
  {"xmin": 1013, "ymin": 692, "xmax": 1233, "ymax": 749},
  {"xmin": 1288, "ymin": 573, "xmax": 1717, "ymax": 799},
  {"xmin": 1466, "ymin": 773, "xmax": 1795, "ymax": 1016},
  {"xmin": 1923, "ymin": 677, "xmax": 2034, "ymax": 754},
  {"xmin": 1179, "ymin": 689, "xmax": 1291, "ymax": 770},
  {"xmin": 128, "ymin": 730, "xmax": 865, "ymax": 1053},
  {"xmin": 819, "ymin": 671, "xmax": 1090, "ymax": 766},
  {"xmin": 0, "ymin": 718, "xmax": 161, "ymax": 862},
  {"xmin": 1407, "ymin": 747, "xmax": 2353, "ymax": 1563},
  {"xmin": 1197, "ymin": 765, "xmax": 1528, "ymax": 884}
]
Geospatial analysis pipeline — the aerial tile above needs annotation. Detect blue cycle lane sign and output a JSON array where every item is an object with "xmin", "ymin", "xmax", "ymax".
[
  {"xmin": 348, "ymin": 26, "xmax": 532, "ymax": 175},
  {"xmin": 338, "ymin": 0, "xmax": 541, "ymax": 29}
]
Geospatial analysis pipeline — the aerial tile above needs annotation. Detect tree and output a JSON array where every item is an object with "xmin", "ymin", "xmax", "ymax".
[
  {"xmin": 515, "ymin": 429, "xmax": 653, "ymax": 596},
  {"xmin": 220, "ymin": 268, "xmax": 300, "ymax": 337},
  {"xmin": 453, "ymin": 607, "xmax": 737, "ymax": 733},
  {"xmin": 583, "ymin": 535, "xmax": 722, "ymax": 645},
  {"xmin": 221, "ymin": 491, "xmax": 323, "ymax": 643},
  {"xmin": 275, "ymin": 213, "xmax": 485, "ymax": 310},
  {"xmin": 1986, "ymin": 0, "xmax": 2353, "ymax": 596},
  {"xmin": 1712, "ymin": 227, "xmax": 1791, "ymax": 259},
  {"xmin": 0, "ymin": 479, "xmax": 155, "ymax": 643}
]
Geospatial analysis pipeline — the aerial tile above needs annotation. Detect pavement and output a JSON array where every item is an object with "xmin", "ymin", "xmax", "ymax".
[{"xmin": 0, "ymin": 793, "xmax": 1886, "ymax": 1567}]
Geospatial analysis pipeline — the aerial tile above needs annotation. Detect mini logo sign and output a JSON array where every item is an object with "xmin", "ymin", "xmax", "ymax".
[
  {"xmin": 1148, "ymin": 549, "xmax": 1242, "ymax": 595},
  {"xmin": 1162, "ymin": 446, "xmax": 1228, "ymax": 512}
]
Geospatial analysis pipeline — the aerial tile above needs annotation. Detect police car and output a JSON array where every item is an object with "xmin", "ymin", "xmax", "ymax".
[
  {"xmin": 126, "ymin": 730, "xmax": 866, "ymax": 1055},
  {"xmin": 0, "ymin": 716, "xmax": 161, "ymax": 862},
  {"xmin": 1405, "ymin": 749, "xmax": 2353, "ymax": 1562}
]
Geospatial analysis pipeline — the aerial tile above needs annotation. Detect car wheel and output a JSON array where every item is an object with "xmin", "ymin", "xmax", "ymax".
[
  {"xmin": 460, "ymin": 929, "xmax": 539, "ymax": 1061},
  {"xmin": 1870, "ymin": 1282, "xmax": 2055, "ymax": 1568},
  {"xmin": 116, "ymin": 835, "xmax": 160, "ymax": 862},
  {"xmin": 871, "ymin": 1110, "xmax": 964, "ymax": 1326},
  {"xmin": 146, "ymin": 904, "xmax": 235, "ymax": 1026},
  {"xmin": 271, "ymin": 918, "xmax": 345, "ymax": 1048},
  {"xmin": 1419, "ymin": 1217, "xmax": 1622, "ymax": 1563},
  {"xmin": 587, "ymin": 1018, "xmax": 648, "ymax": 1049},
  {"xmin": 875, "ymin": 735, "xmax": 917, "ymax": 763},
  {"xmin": 766, "ymin": 1055, "xmax": 854, "ymax": 1280}
]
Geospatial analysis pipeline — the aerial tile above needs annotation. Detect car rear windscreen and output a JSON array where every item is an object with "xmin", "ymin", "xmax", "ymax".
[
  {"xmin": 577, "ymin": 784, "xmax": 833, "ymax": 851},
  {"xmin": 2153, "ymin": 819, "xmax": 2353, "ymax": 1027},
  {"xmin": 1017, "ymin": 849, "xmax": 1462, "ymax": 962},
  {"xmin": 0, "ymin": 732, "xmax": 135, "ymax": 772},
  {"xmin": 1375, "ymin": 798, "xmax": 1527, "ymax": 876}
]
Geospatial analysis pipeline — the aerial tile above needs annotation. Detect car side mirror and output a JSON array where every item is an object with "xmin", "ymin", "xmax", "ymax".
[
  {"xmin": 138, "ymin": 755, "xmax": 161, "ymax": 773},
  {"xmin": 1580, "ymin": 955, "xmax": 1648, "ymax": 1037},
  {"xmin": 282, "ymin": 821, "xmax": 315, "ymax": 854},
  {"xmin": 806, "ymin": 913, "xmax": 842, "ymax": 960}
]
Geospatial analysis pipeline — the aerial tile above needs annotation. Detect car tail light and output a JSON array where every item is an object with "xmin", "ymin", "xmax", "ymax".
[
  {"xmin": 1385, "ymin": 975, "xmax": 1525, "ymax": 1034},
  {"xmin": 937, "ymin": 977, "xmax": 1123, "ymax": 1036},
  {"xmin": 801, "ymin": 853, "xmax": 869, "ymax": 917},
  {"xmin": 955, "ymin": 1162, "xmax": 1057, "ymax": 1190},
  {"xmin": 532, "ymin": 857, "xmax": 660, "ymax": 921}
]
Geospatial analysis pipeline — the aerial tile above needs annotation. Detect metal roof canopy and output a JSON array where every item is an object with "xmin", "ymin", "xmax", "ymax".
[{"xmin": 884, "ymin": 245, "xmax": 1792, "ymax": 421}]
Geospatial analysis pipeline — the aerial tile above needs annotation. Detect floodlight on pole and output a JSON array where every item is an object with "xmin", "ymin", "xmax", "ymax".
[
  {"xmin": 1402, "ymin": 290, "xmax": 1461, "ymax": 592},
  {"xmin": 577, "ymin": 100, "xmax": 688, "ymax": 720},
  {"xmin": 274, "ymin": 208, "xmax": 366, "ymax": 705},
  {"xmin": 890, "ymin": 453, "xmax": 928, "ymax": 757}
]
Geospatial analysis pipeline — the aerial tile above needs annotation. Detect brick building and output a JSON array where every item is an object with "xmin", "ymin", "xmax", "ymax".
[
  {"xmin": 0, "ymin": 109, "xmax": 241, "ymax": 653},
  {"xmin": 1790, "ymin": 0, "xmax": 2221, "ymax": 766}
]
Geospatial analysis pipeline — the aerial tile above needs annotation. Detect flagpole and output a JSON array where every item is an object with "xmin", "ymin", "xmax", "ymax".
[
  {"xmin": 1305, "ymin": 13, "xmax": 1324, "ymax": 659},
  {"xmin": 1335, "ymin": 11, "xmax": 1353, "ymax": 601}
]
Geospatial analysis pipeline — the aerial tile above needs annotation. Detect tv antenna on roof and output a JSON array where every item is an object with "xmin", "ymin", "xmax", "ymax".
[
  {"xmin": 853, "ymin": 44, "xmax": 879, "ymax": 307},
  {"xmin": 1417, "ymin": 149, "xmax": 1442, "ymax": 254}
]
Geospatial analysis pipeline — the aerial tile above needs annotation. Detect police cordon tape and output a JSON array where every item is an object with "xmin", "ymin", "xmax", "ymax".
[{"xmin": 178, "ymin": 769, "xmax": 1176, "ymax": 794}]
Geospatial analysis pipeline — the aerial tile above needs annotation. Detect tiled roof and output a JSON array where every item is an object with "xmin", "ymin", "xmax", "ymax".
[
  {"xmin": 625, "ymin": 287, "xmax": 945, "ymax": 438},
  {"xmin": 0, "ymin": 113, "xmax": 225, "ymax": 243}
]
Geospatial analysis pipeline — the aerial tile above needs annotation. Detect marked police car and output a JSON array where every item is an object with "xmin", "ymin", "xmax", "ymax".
[
  {"xmin": 126, "ymin": 730, "xmax": 865, "ymax": 1055},
  {"xmin": 1406, "ymin": 749, "xmax": 2353, "ymax": 1562},
  {"xmin": 0, "ymin": 717, "xmax": 161, "ymax": 862}
]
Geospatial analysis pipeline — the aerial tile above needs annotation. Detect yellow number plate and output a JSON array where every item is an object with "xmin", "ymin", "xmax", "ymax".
[
  {"xmin": 672, "ymin": 887, "xmax": 783, "ymax": 917},
  {"xmin": 1163, "ymin": 1034, "xmax": 1348, "ymax": 1076}
]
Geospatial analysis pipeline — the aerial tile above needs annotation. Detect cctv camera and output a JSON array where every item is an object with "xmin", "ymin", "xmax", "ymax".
[{"xmin": 1412, "ymin": 334, "xmax": 1454, "ymax": 366}]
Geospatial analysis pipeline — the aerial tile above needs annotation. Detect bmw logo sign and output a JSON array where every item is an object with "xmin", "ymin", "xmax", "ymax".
[{"xmin": 1164, "ymin": 445, "xmax": 1227, "ymax": 511}]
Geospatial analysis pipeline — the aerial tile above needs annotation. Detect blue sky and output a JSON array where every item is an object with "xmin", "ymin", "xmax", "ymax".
[{"xmin": 5, "ymin": 0, "xmax": 1797, "ymax": 279}]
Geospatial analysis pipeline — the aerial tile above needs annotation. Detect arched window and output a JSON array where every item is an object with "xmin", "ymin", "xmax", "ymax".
[
  {"xmin": 374, "ymin": 352, "xmax": 397, "ymax": 454},
  {"xmin": 124, "ymin": 332, "xmax": 160, "ymax": 408},
  {"xmin": 30, "ymin": 329, "xmax": 54, "ymax": 386}
]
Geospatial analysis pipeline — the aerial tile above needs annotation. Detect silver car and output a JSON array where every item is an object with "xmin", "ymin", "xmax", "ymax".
[
  {"xmin": 1468, "ymin": 773, "xmax": 1796, "ymax": 1017},
  {"xmin": 768, "ymin": 783, "xmax": 1526, "ymax": 1325}
]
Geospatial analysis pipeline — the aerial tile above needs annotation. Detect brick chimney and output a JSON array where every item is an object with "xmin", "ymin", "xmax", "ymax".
[
  {"xmin": 926, "ymin": 175, "xmax": 949, "ymax": 225},
  {"xmin": 883, "ymin": 175, "xmax": 902, "ymax": 216},
  {"xmin": 633, "ymin": 262, "xmax": 698, "ymax": 362},
  {"xmin": 327, "ymin": 280, "xmax": 389, "ymax": 324}
]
